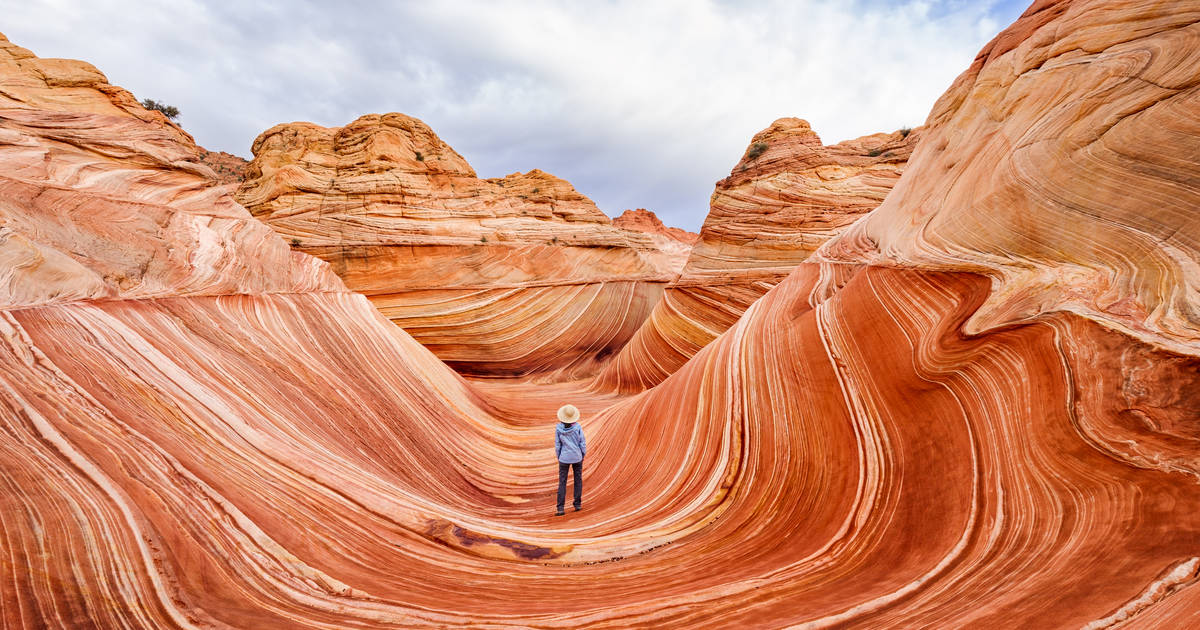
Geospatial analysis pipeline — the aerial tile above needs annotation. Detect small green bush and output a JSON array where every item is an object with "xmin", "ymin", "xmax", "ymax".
[
  {"xmin": 867, "ymin": 148, "xmax": 884, "ymax": 157},
  {"xmin": 899, "ymin": 127, "xmax": 913, "ymax": 138},
  {"xmin": 414, "ymin": 151, "xmax": 424, "ymax": 162},
  {"xmin": 141, "ymin": 98, "xmax": 179, "ymax": 120},
  {"xmin": 746, "ymin": 141, "xmax": 768, "ymax": 160},
  {"xmin": 480, "ymin": 235, "xmax": 488, "ymax": 243},
  {"xmin": 290, "ymin": 237, "xmax": 302, "ymax": 247}
]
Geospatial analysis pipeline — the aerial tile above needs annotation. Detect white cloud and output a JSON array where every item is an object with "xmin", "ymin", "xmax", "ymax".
[{"xmin": 0, "ymin": 0, "xmax": 1027, "ymax": 230}]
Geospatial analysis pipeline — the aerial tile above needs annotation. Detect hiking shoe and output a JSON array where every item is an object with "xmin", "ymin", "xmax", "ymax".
[
  {"xmin": 574, "ymin": 506, "xmax": 583, "ymax": 512},
  {"xmin": 555, "ymin": 510, "xmax": 565, "ymax": 516}
]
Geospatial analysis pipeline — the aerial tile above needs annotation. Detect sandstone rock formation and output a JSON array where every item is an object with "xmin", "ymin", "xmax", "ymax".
[
  {"xmin": 0, "ymin": 33, "xmax": 339, "ymax": 307},
  {"xmin": 814, "ymin": 0, "xmax": 1200, "ymax": 359},
  {"xmin": 612, "ymin": 208, "xmax": 699, "ymax": 244},
  {"xmin": 196, "ymin": 148, "xmax": 248, "ymax": 185},
  {"xmin": 236, "ymin": 114, "xmax": 685, "ymax": 377},
  {"xmin": 4, "ymin": 0, "xmax": 1200, "ymax": 627},
  {"xmin": 594, "ymin": 118, "xmax": 922, "ymax": 392},
  {"xmin": 612, "ymin": 208, "xmax": 697, "ymax": 268}
]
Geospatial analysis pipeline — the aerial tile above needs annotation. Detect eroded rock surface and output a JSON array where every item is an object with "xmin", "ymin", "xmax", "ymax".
[
  {"xmin": 4, "ymin": 2, "xmax": 1200, "ymax": 628},
  {"xmin": 195, "ymin": 148, "xmax": 249, "ymax": 185},
  {"xmin": 0, "ymin": 33, "xmax": 340, "ymax": 307},
  {"xmin": 236, "ymin": 113, "xmax": 684, "ymax": 377},
  {"xmin": 612, "ymin": 208, "xmax": 699, "ymax": 245},
  {"xmin": 595, "ymin": 118, "xmax": 922, "ymax": 392},
  {"xmin": 814, "ymin": 0, "xmax": 1200, "ymax": 357}
]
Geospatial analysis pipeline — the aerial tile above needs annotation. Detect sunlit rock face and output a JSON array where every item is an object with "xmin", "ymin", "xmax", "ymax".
[
  {"xmin": 0, "ymin": 33, "xmax": 340, "ymax": 307},
  {"xmin": 195, "ymin": 148, "xmax": 248, "ymax": 185},
  {"xmin": 594, "ymin": 118, "xmax": 922, "ymax": 392},
  {"xmin": 235, "ymin": 113, "xmax": 686, "ymax": 378},
  {"xmin": 612, "ymin": 208, "xmax": 698, "ymax": 244},
  {"xmin": 814, "ymin": 0, "xmax": 1200, "ymax": 358},
  {"xmin": 5, "ymin": 0, "xmax": 1200, "ymax": 626}
]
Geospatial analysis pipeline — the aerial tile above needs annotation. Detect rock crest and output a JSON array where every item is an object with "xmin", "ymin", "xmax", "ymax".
[{"xmin": 236, "ymin": 112, "xmax": 687, "ymax": 376}]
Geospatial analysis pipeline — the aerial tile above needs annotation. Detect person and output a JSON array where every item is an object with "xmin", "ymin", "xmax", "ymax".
[{"xmin": 554, "ymin": 404, "xmax": 586, "ymax": 516}]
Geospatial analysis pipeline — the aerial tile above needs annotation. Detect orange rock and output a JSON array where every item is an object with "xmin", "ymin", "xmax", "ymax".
[
  {"xmin": 195, "ymin": 148, "xmax": 249, "ymax": 185},
  {"xmin": 3, "ymin": 2, "xmax": 1200, "ymax": 627},
  {"xmin": 0, "ymin": 33, "xmax": 340, "ymax": 309},
  {"xmin": 595, "ymin": 119, "xmax": 922, "ymax": 392},
  {"xmin": 236, "ymin": 113, "xmax": 686, "ymax": 377},
  {"xmin": 815, "ymin": 0, "xmax": 1200, "ymax": 357},
  {"xmin": 612, "ymin": 208, "xmax": 699, "ymax": 245}
]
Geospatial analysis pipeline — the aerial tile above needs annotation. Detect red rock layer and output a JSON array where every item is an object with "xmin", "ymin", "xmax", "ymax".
[
  {"xmin": 235, "ymin": 114, "xmax": 686, "ymax": 377},
  {"xmin": 594, "ymin": 119, "xmax": 922, "ymax": 392},
  {"xmin": 815, "ymin": 0, "xmax": 1200, "ymax": 357},
  {"xmin": 5, "ymin": 1, "xmax": 1200, "ymax": 627},
  {"xmin": 612, "ymin": 208, "xmax": 699, "ymax": 244},
  {"xmin": 8, "ymin": 261, "xmax": 1200, "ymax": 627},
  {"xmin": 0, "ymin": 33, "xmax": 340, "ymax": 307},
  {"xmin": 195, "ymin": 148, "xmax": 248, "ymax": 185}
]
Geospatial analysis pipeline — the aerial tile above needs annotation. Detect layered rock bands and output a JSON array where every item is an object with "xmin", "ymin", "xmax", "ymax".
[
  {"xmin": 595, "ymin": 118, "xmax": 922, "ymax": 392},
  {"xmin": 3, "ymin": 1, "xmax": 1200, "ymax": 628},
  {"xmin": 235, "ymin": 114, "xmax": 688, "ymax": 378}
]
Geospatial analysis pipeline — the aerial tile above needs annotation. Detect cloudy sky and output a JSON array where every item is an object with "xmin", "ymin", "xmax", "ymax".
[{"xmin": 3, "ymin": 0, "xmax": 1029, "ymax": 230}]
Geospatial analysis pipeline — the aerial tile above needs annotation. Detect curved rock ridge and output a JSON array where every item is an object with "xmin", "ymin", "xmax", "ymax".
[
  {"xmin": 236, "ymin": 113, "xmax": 685, "ymax": 377},
  {"xmin": 814, "ymin": 0, "xmax": 1200, "ymax": 356},
  {"xmin": 8, "ymin": 263, "xmax": 1200, "ymax": 627},
  {"xmin": 594, "ymin": 118, "xmax": 922, "ymax": 392},
  {"xmin": 6, "ymin": 3, "xmax": 1200, "ymax": 628},
  {"xmin": 0, "ymin": 33, "xmax": 341, "ymax": 309}
]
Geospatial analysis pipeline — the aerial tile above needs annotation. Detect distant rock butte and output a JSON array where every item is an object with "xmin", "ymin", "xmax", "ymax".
[
  {"xmin": 612, "ymin": 208, "xmax": 699, "ymax": 245},
  {"xmin": 594, "ymin": 118, "xmax": 923, "ymax": 392},
  {"xmin": 235, "ymin": 113, "xmax": 686, "ymax": 377},
  {"xmin": 196, "ymin": 148, "xmax": 249, "ymax": 185}
]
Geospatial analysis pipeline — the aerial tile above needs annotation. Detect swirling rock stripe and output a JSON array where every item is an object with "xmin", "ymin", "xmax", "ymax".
[
  {"xmin": 594, "ymin": 123, "xmax": 919, "ymax": 393},
  {"xmin": 815, "ymin": 0, "xmax": 1200, "ymax": 355},
  {"xmin": 234, "ymin": 113, "xmax": 689, "ymax": 378},
  {"xmin": 370, "ymin": 281, "xmax": 666, "ymax": 378},
  {"xmin": 591, "ymin": 279, "xmax": 781, "ymax": 393},
  {"xmin": 4, "ymin": 263, "xmax": 1199, "ymax": 627}
]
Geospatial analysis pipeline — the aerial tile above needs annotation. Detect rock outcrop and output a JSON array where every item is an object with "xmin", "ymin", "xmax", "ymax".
[
  {"xmin": 196, "ymin": 148, "xmax": 249, "ymax": 185},
  {"xmin": 5, "ymin": 1, "xmax": 1200, "ymax": 628},
  {"xmin": 814, "ymin": 0, "xmax": 1200, "ymax": 359},
  {"xmin": 612, "ymin": 208, "xmax": 699, "ymax": 245},
  {"xmin": 594, "ymin": 118, "xmax": 922, "ymax": 392},
  {"xmin": 0, "ymin": 33, "xmax": 340, "ymax": 307},
  {"xmin": 236, "ymin": 114, "xmax": 684, "ymax": 377}
]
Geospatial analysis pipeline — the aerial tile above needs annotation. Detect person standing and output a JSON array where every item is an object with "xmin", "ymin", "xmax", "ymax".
[{"xmin": 554, "ymin": 404, "xmax": 586, "ymax": 516}]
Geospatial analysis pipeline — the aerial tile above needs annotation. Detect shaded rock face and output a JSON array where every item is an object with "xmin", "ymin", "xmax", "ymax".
[
  {"xmin": 594, "ymin": 118, "xmax": 922, "ymax": 392},
  {"xmin": 5, "ymin": 1, "xmax": 1200, "ymax": 628},
  {"xmin": 236, "ymin": 113, "xmax": 684, "ymax": 377}
]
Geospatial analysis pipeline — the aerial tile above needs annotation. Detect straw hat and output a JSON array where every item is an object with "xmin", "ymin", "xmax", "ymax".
[{"xmin": 557, "ymin": 404, "xmax": 580, "ymax": 424}]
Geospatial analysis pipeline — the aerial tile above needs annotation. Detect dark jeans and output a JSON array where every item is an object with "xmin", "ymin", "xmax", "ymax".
[{"xmin": 557, "ymin": 461, "xmax": 582, "ymax": 511}]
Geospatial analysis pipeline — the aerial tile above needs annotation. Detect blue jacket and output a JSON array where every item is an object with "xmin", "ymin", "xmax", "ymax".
[{"xmin": 555, "ymin": 422, "xmax": 586, "ymax": 463}]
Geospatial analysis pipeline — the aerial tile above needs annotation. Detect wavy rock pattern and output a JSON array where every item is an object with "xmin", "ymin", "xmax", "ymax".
[
  {"xmin": 0, "ymin": 33, "xmax": 340, "ymax": 307},
  {"xmin": 5, "ymin": 1, "xmax": 1200, "ymax": 627},
  {"xmin": 815, "ymin": 0, "xmax": 1200, "ymax": 357},
  {"xmin": 236, "ymin": 114, "xmax": 687, "ymax": 377},
  {"xmin": 595, "ymin": 119, "xmax": 921, "ymax": 392}
]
